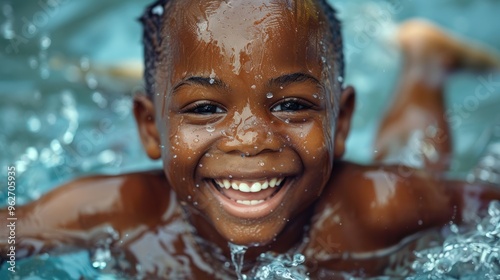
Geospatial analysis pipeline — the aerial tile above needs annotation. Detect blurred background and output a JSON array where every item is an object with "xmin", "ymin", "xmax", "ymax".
[{"xmin": 1, "ymin": 0, "xmax": 500, "ymax": 206}]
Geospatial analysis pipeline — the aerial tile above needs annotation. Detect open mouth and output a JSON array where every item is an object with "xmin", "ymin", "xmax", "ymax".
[{"xmin": 207, "ymin": 177, "xmax": 291, "ymax": 219}]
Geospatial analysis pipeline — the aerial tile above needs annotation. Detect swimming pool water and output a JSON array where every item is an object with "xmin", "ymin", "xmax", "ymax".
[{"xmin": 1, "ymin": 0, "xmax": 500, "ymax": 279}]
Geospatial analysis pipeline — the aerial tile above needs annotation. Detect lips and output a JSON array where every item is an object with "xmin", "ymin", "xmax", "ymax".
[{"xmin": 207, "ymin": 176, "xmax": 290, "ymax": 219}]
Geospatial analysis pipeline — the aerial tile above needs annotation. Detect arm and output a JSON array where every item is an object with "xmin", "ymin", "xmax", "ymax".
[{"xmin": 0, "ymin": 172, "xmax": 168, "ymax": 261}]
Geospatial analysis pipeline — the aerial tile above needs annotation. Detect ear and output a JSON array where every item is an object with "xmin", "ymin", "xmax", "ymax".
[
  {"xmin": 133, "ymin": 94, "xmax": 161, "ymax": 160},
  {"xmin": 334, "ymin": 86, "xmax": 356, "ymax": 159}
]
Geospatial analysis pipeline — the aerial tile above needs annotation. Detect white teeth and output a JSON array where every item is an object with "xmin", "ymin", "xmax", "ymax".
[
  {"xmin": 269, "ymin": 178, "xmax": 277, "ymax": 188},
  {"xmin": 239, "ymin": 183, "xmax": 250, "ymax": 192},
  {"xmin": 276, "ymin": 178, "xmax": 283, "ymax": 186},
  {"xmin": 236, "ymin": 200, "xmax": 265, "ymax": 205},
  {"xmin": 214, "ymin": 178, "xmax": 284, "ymax": 193},
  {"xmin": 250, "ymin": 182, "xmax": 262, "ymax": 192}
]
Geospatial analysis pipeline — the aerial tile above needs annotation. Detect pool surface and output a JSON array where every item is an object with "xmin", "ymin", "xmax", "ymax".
[{"xmin": 1, "ymin": 0, "xmax": 500, "ymax": 279}]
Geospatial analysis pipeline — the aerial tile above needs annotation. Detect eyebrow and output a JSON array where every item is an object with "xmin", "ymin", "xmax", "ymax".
[
  {"xmin": 172, "ymin": 72, "xmax": 320, "ymax": 94},
  {"xmin": 268, "ymin": 72, "xmax": 320, "ymax": 87},
  {"xmin": 172, "ymin": 76, "xmax": 228, "ymax": 93}
]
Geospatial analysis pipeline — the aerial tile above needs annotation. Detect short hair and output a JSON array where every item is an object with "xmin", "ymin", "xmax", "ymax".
[{"xmin": 139, "ymin": 0, "xmax": 344, "ymax": 100}]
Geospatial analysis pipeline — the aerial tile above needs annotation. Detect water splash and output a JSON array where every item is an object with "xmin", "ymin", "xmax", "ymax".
[
  {"xmin": 250, "ymin": 252, "xmax": 309, "ymax": 280},
  {"xmin": 88, "ymin": 226, "xmax": 120, "ymax": 272},
  {"xmin": 229, "ymin": 242, "xmax": 248, "ymax": 280},
  {"xmin": 410, "ymin": 201, "xmax": 500, "ymax": 279}
]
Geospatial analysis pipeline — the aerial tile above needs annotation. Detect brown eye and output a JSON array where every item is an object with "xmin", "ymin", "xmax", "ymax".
[
  {"xmin": 271, "ymin": 99, "xmax": 311, "ymax": 112},
  {"xmin": 186, "ymin": 102, "xmax": 226, "ymax": 115}
]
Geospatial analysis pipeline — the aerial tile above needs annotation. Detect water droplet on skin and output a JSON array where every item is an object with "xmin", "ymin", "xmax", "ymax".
[
  {"xmin": 251, "ymin": 85, "xmax": 256, "ymax": 89},
  {"xmin": 266, "ymin": 92, "xmax": 274, "ymax": 99},
  {"xmin": 337, "ymin": 76, "xmax": 344, "ymax": 83},
  {"xmin": 198, "ymin": 164, "xmax": 203, "ymax": 168},
  {"xmin": 194, "ymin": 138, "xmax": 199, "ymax": 143},
  {"xmin": 206, "ymin": 125, "xmax": 215, "ymax": 133},
  {"xmin": 193, "ymin": 202, "xmax": 198, "ymax": 206},
  {"xmin": 195, "ymin": 184, "xmax": 200, "ymax": 188},
  {"xmin": 209, "ymin": 78, "xmax": 215, "ymax": 84},
  {"xmin": 258, "ymin": 161, "xmax": 265, "ymax": 167},
  {"xmin": 312, "ymin": 93, "xmax": 318, "ymax": 99},
  {"xmin": 229, "ymin": 175, "xmax": 233, "ymax": 179},
  {"xmin": 187, "ymin": 195, "xmax": 192, "ymax": 200},
  {"xmin": 284, "ymin": 119, "xmax": 290, "ymax": 124}
]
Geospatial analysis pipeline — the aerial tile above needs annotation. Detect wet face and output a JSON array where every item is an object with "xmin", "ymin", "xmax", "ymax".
[{"xmin": 135, "ymin": 0, "xmax": 354, "ymax": 246}]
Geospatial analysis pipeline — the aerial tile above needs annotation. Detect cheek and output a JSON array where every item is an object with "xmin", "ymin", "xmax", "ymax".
[
  {"xmin": 289, "ymin": 120, "xmax": 333, "ymax": 163},
  {"xmin": 163, "ymin": 121, "xmax": 218, "ymax": 180}
]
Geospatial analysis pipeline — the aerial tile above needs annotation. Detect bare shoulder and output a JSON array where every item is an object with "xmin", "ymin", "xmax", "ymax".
[
  {"xmin": 18, "ymin": 170, "xmax": 171, "ymax": 232},
  {"xmin": 317, "ymin": 161, "xmax": 454, "ymax": 239}
]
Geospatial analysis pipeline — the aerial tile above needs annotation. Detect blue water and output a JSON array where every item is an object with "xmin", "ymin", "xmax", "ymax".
[{"xmin": 1, "ymin": 0, "xmax": 500, "ymax": 279}]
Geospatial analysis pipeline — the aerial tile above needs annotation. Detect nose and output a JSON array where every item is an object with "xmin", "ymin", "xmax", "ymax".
[{"xmin": 217, "ymin": 110, "xmax": 281, "ymax": 156}]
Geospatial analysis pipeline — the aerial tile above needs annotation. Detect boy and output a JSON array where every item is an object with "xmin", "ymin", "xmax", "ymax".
[{"xmin": 2, "ymin": 0, "xmax": 500, "ymax": 278}]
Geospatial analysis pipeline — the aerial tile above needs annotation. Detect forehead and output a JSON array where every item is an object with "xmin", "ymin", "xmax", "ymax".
[{"xmin": 162, "ymin": 0, "xmax": 326, "ymax": 81}]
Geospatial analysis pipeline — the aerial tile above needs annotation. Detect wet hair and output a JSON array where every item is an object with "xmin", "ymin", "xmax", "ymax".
[{"xmin": 139, "ymin": 0, "xmax": 344, "ymax": 99}]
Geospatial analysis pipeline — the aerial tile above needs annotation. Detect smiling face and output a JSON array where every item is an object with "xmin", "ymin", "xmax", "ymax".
[{"xmin": 135, "ymin": 0, "xmax": 354, "ymax": 246}]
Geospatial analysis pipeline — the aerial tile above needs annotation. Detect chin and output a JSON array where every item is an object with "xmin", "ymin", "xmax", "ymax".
[{"xmin": 209, "ymin": 211, "xmax": 289, "ymax": 247}]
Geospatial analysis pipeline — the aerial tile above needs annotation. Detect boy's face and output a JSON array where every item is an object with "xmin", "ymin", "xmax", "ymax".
[{"xmin": 135, "ymin": 0, "xmax": 354, "ymax": 246}]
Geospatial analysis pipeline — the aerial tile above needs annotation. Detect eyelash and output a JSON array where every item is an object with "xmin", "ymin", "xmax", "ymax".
[
  {"xmin": 184, "ymin": 101, "xmax": 226, "ymax": 115},
  {"xmin": 183, "ymin": 98, "xmax": 312, "ymax": 115},
  {"xmin": 271, "ymin": 98, "xmax": 313, "ymax": 112}
]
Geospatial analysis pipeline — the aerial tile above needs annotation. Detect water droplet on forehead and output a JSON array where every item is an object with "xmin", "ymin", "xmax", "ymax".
[
  {"xmin": 251, "ymin": 85, "xmax": 256, "ymax": 89},
  {"xmin": 266, "ymin": 92, "xmax": 274, "ymax": 99}
]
